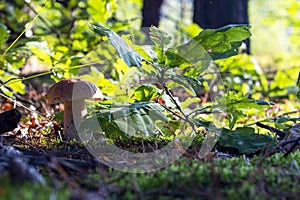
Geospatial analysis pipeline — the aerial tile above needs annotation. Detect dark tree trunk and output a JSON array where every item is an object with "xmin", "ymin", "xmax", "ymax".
[
  {"xmin": 193, "ymin": 0, "xmax": 250, "ymax": 53},
  {"xmin": 141, "ymin": 0, "xmax": 164, "ymax": 27},
  {"xmin": 193, "ymin": 0, "xmax": 249, "ymax": 28}
]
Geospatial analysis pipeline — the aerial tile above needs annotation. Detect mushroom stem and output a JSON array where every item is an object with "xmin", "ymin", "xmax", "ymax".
[{"xmin": 63, "ymin": 100, "xmax": 86, "ymax": 140}]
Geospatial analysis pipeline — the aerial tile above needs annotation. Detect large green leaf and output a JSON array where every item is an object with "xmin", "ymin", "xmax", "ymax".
[
  {"xmin": 218, "ymin": 127, "xmax": 276, "ymax": 154},
  {"xmin": 80, "ymin": 102, "xmax": 168, "ymax": 139},
  {"xmin": 149, "ymin": 25, "xmax": 250, "ymax": 74},
  {"xmin": 147, "ymin": 26, "xmax": 212, "ymax": 73},
  {"xmin": 195, "ymin": 120, "xmax": 276, "ymax": 154},
  {"xmin": 90, "ymin": 24, "xmax": 145, "ymax": 67},
  {"xmin": 164, "ymin": 39, "xmax": 212, "ymax": 74},
  {"xmin": 133, "ymin": 84, "xmax": 159, "ymax": 102},
  {"xmin": 193, "ymin": 24, "xmax": 251, "ymax": 60}
]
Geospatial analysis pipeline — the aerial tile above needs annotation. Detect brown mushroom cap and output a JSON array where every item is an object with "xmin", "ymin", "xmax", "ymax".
[{"xmin": 46, "ymin": 78, "xmax": 104, "ymax": 104}]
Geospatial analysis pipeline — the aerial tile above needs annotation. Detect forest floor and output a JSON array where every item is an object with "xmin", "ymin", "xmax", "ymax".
[{"xmin": 0, "ymin": 74, "xmax": 300, "ymax": 200}]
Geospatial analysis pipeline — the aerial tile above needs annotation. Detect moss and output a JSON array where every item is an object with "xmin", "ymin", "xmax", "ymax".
[
  {"xmin": 1, "ymin": 151, "xmax": 299, "ymax": 199},
  {"xmin": 110, "ymin": 151, "xmax": 300, "ymax": 199},
  {"xmin": 0, "ymin": 177, "xmax": 71, "ymax": 200}
]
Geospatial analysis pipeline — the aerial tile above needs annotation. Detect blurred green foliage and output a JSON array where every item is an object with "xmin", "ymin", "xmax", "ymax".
[
  {"xmin": 249, "ymin": 0, "xmax": 300, "ymax": 98},
  {"xmin": 0, "ymin": 0, "xmax": 142, "ymax": 95}
]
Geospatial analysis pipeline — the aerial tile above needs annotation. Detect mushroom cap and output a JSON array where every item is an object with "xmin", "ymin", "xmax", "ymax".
[{"xmin": 46, "ymin": 78, "xmax": 104, "ymax": 104}]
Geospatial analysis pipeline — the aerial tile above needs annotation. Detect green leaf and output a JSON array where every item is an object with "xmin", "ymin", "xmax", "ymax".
[
  {"xmin": 195, "ymin": 120, "xmax": 276, "ymax": 154},
  {"xmin": 121, "ymin": 34, "xmax": 152, "ymax": 62},
  {"xmin": 80, "ymin": 102, "xmax": 168, "ymax": 139},
  {"xmin": 0, "ymin": 23, "xmax": 9, "ymax": 47},
  {"xmin": 164, "ymin": 39, "xmax": 212, "ymax": 73},
  {"xmin": 218, "ymin": 127, "xmax": 276, "ymax": 154},
  {"xmin": 254, "ymin": 99, "xmax": 275, "ymax": 107},
  {"xmin": 133, "ymin": 84, "xmax": 159, "ymax": 102},
  {"xmin": 90, "ymin": 24, "xmax": 145, "ymax": 67},
  {"xmin": 1, "ymin": 75, "xmax": 25, "ymax": 95},
  {"xmin": 181, "ymin": 97, "xmax": 201, "ymax": 110},
  {"xmin": 166, "ymin": 72, "xmax": 196, "ymax": 96},
  {"xmin": 228, "ymin": 109, "xmax": 245, "ymax": 130},
  {"xmin": 228, "ymin": 99, "xmax": 274, "ymax": 109},
  {"xmin": 215, "ymin": 92, "xmax": 274, "ymax": 128},
  {"xmin": 82, "ymin": 40, "xmax": 118, "ymax": 67},
  {"xmin": 27, "ymin": 41, "xmax": 54, "ymax": 65},
  {"xmin": 186, "ymin": 76, "xmax": 205, "ymax": 95},
  {"xmin": 181, "ymin": 23, "xmax": 202, "ymax": 38},
  {"xmin": 149, "ymin": 26, "xmax": 173, "ymax": 65},
  {"xmin": 193, "ymin": 24, "xmax": 251, "ymax": 60},
  {"xmin": 149, "ymin": 26, "xmax": 172, "ymax": 47}
]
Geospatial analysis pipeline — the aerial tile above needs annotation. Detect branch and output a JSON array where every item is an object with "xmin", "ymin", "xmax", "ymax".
[
  {"xmin": 255, "ymin": 122, "xmax": 285, "ymax": 139},
  {"xmin": 256, "ymin": 138, "xmax": 300, "ymax": 167},
  {"xmin": 163, "ymin": 85, "xmax": 198, "ymax": 135}
]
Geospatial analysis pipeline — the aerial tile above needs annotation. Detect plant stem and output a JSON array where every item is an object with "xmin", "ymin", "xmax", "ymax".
[
  {"xmin": 163, "ymin": 84, "xmax": 198, "ymax": 135},
  {"xmin": 2, "ymin": 62, "xmax": 99, "ymax": 87}
]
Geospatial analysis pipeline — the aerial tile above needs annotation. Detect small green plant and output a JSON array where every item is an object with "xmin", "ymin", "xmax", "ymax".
[{"xmin": 77, "ymin": 24, "xmax": 280, "ymax": 154}]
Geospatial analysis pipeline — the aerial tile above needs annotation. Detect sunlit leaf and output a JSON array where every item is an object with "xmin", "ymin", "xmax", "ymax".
[
  {"xmin": 149, "ymin": 26, "xmax": 172, "ymax": 47},
  {"xmin": 166, "ymin": 72, "xmax": 196, "ymax": 96},
  {"xmin": 181, "ymin": 97, "xmax": 201, "ymax": 110},
  {"xmin": 193, "ymin": 24, "xmax": 251, "ymax": 60},
  {"xmin": 87, "ymin": 0, "xmax": 117, "ymax": 25},
  {"xmin": 133, "ymin": 84, "xmax": 159, "ymax": 102},
  {"xmin": 119, "ymin": 67, "xmax": 141, "ymax": 87},
  {"xmin": 90, "ymin": 24, "xmax": 145, "ymax": 67},
  {"xmin": 164, "ymin": 39, "xmax": 212, "ymax": 73},
  {"xmin": 1, "ymin": 75, "xmax": 25, "ymax": 95},
  {"xmin": 181, "ymin": 23, "xmax": 202, "ymax": 38},
  {"xmin": 121, "ymin": 34, "xmax": 152, "ymax": 62},
  {"xmin": 215, "ymin": 92, "xmax": 274, "ymax": 128},
  {"xmin": 27, "ymin": 41, "xmax": 54, "ymax": 65},
  {"xmin": 80, "ymin": 102, "xmax": 168, "ymax": 138}
]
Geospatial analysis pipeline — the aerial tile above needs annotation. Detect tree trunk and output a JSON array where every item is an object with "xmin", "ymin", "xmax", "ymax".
[
  {"xmin": 141, "ymin": 0, "xmax": 164, "ymax": 27},
  {"xmin": 193, "ymin": 0, "xmax": 250, "ymax": 53}
]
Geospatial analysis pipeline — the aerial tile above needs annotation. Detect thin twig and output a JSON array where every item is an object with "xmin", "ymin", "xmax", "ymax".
[
  {"xmin": 158, "ymin": 101, "xmax": 184, "ymax": 120},
  {"xmin": 0, "ymin": 92, "xmax": 51, "ymax": 121},
  {"xmin": 3, "ymin": 61, "xmax": 99, "ymax": 86},
  {"xmin": 283, "ymin": 137, "xmax": 300, "ymax": 157},
  {"xmin": 163, "ymin": 85, "xmax": 198, "ymax": 134},
  {"xmin": 255, "ymin": 122, "xmax": 285, "ymax": 138},
  {"xmin": 256, "ymin": 138, "xmax": 300, "ymax": 167},
  {"xmin": 49, "ymin": 157, "xmax": 87, "ymax": 199},
  {"xmin": 278, "ymin": 110, "xmax": 300, "ymax": 117},
  {"xmin": 1, "ymin": 0, "xmax": 51, "ymax": 58},
  {"xmin": 24, "ymin": 1, "xmax": 61, "ymax": 38}
]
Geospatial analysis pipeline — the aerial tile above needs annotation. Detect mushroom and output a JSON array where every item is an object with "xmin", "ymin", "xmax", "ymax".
[{"xmin": 46, "ymin": 78, "xmax": 103, "ymax": 140}]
